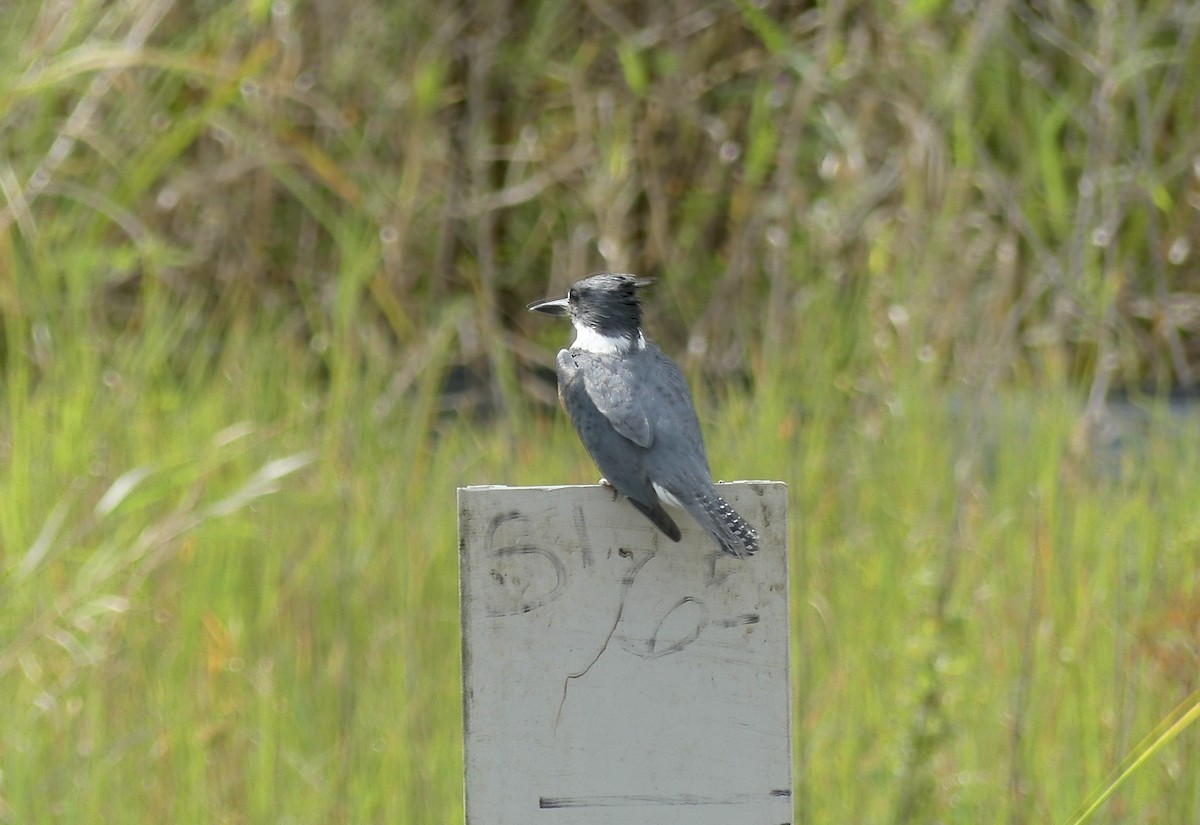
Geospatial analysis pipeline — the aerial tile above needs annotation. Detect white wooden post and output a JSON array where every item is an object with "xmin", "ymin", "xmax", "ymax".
[{"xmin": 458, "ymin": 481, "xmax": 792, "ymax": 825}]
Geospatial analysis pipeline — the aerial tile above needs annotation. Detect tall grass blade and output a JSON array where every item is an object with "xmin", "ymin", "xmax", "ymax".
[{"xmin": 1065, "ymin": 690, "xmax": 1200, "ymax": 825}]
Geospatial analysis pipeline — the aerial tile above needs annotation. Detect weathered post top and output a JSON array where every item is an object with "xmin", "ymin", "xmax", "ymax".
[{"xmin": 458, "ymin": 481, "xmax": 793, "ymax": 825}]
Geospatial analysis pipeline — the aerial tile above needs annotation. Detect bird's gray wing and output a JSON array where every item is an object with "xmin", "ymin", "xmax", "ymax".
[
  {"xmin": 643, "ymin": 344, "xmax": 709, "ymax": 469},
  {"xmin": 634, "ymin": 347, "xmax": 759, "ymax": 556},
  {"xmin": 571, "ymin": 351, "xmax": 654, "ymax": 448},
  {"xmin": 556, "ymin": 349, "xmax": 681, "ymax": 542}
]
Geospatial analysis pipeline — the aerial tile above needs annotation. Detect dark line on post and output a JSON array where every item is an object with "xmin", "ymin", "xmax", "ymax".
[{"xmin": 539, "ymin": 790, "xmax": 791, "ymax": 808}]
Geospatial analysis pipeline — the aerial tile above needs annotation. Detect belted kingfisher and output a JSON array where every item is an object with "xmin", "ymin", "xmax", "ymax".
[{"xmin": 528, "ymin": 273, "xmax": 759, "ymax": 558}]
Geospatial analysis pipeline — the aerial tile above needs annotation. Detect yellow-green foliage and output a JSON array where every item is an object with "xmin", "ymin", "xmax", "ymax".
[{"xmin": 2, "ymin": 1, "xmax": 1200, "ymax": 822}]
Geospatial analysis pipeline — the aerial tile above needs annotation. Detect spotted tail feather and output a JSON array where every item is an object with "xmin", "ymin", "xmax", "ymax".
[{"xmin": 698, "ymin": 493, "xmax": 759, "ymax": 558}]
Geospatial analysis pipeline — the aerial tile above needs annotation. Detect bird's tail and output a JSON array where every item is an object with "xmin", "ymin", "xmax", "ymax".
[{"xmin": 694, "ymin": 493, "xmax": 759, "ymax": 558}]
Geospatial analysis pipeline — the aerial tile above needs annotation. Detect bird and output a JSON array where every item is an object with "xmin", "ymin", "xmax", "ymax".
[{"xmin": 528, "ymin": 273, "xmax": 759, "ymax": 558}]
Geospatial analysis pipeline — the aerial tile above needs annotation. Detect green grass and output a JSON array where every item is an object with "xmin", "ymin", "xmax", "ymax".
[
  {"xmin": 3, "ymin": 0, "xmax": 1200, "ymax": 822},
  {"xmin": 3, "ymin": 292, "xmax": 1199, "ymax": 822}
]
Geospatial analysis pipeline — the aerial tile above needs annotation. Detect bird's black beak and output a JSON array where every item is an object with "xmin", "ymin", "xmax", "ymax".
[{"xmin": 527, "ymin": 296, "xmax": 570, "ymax": 316}]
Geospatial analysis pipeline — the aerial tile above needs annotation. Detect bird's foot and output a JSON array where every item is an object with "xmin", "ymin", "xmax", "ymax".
[{"xmin": 598, "ymin": 477, "xmax": 620, "ymax": 501}]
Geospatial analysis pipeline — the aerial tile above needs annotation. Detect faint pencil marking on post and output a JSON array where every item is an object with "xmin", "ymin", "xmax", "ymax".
[
  {"xmin": 487, "ymin": 510, "xmax": 523, "ymax": 538},
  {"xmin": 623, "ymin": 596, "xmax": 707, "ymax": 659},
  {"xmin": 572, "ymin": 504, "xmax": 593, "ymax": 567},
  {"xmin": 717, "ymin": 613, "xmax": 760, "ymax": 628},
  {"xmin": 704, "ymin": 548, "xmax": 734, "ymax": 588},
  {"xmin": 485, "ymin": 510, "xmax": 566, "ymax": 616},
  {"xmin": 555, "ymin": 548, "xmax": 657, "ymax": 728},
  {"xmin": 486, "ymin": 545, "xmax": 566, "ymax": 616}
]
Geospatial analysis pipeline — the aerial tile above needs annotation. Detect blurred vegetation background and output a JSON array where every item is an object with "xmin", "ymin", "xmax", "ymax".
[{"xmin": 2, "ymin": 0, "xmax": 1199, "ymax": 822}]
